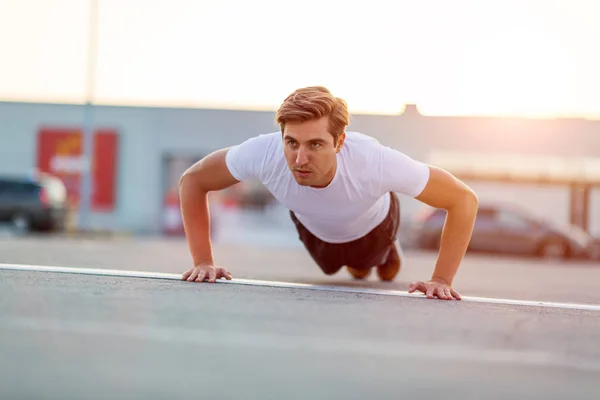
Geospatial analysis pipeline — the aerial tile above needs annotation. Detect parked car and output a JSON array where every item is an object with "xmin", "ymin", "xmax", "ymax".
[
  {"xmin": 0, "ymin": 173, "xmax": 68, "ymax": 233},
  {"xmin": 408, "ymin": 202, "xmax": 600, "ymax": 261}
]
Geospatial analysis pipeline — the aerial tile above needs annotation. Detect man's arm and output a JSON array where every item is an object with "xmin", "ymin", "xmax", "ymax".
[
  {"xmin": 373, "ymin": 143, "xmax": 477, "ymax": 299},
  {"xmin": 414, "ymin": 165, "xmax": 478, "ymax": 287},
  {"xmin": 179, "ymin": 148, "xmax": 239, "ymax": 270}
]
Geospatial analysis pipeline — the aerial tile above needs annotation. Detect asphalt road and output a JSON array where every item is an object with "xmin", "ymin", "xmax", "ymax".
[
  {"xmin": 1, "ymin": 236, "xmax": 600, "ymax": 399},
  {"xmin": 1, "ymin": 235, "xmax": 599, "ymax": 304},
  {"xmin": 1, "ymin": 270, "xmax": 599, "ymax": 400}
]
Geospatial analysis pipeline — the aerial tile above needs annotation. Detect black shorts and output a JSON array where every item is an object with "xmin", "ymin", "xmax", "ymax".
[{"xmin": 289, "ymin": 192, "xmax": 400, "ymax": 275}]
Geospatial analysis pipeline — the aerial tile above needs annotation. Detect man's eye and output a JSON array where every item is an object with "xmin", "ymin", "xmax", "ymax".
[
  {"xmin": 287, "ymin": 140, "xmax": 297, "ymax": 147},
  {"xmin": 311, "ymin": 142, "xmax": 321, "ymax": 148}
]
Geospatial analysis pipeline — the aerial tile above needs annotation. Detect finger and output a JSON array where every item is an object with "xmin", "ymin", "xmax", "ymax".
[
  {"xmin": 409, "ymin": 282, "xmax": 424, "ymax": 294},
  {"xmin": 187, "ymin": 269, "xmax": 199, "ymax": 282},
  {"xmin": 207, "ymin": 268, "xmax": 217, "ymax": 283},
  {"xmin": 182, "ymin": 269, "xmax": 192, "ymax": 281},
  {"xmin": 220, "ymin": 269, "xmax": 233, "ymax": 280},
  {"xmin": 442, "ymin": 287, "xmax": 452, "ymax": 300},
  {"xmin": 195, "ymin": 270, "xmax": 207, "ymax": 283},
  {"xmin": 436, "ymin": 287, "xmax": 448, "ymax": 300},
  {"xmin": 451, "ymin": 288, "xmax": 462, "ymax": 300},
  {"xmin": 444, "ymin": 288, "xmax": 453, "ymax": 300},
  {"xmin": 440, "ymin": 287, "xmax": 452, "ymax": 300},
  {"xmin": 425, "ymin": 286, "xmax": 435, "ymax": 299}
]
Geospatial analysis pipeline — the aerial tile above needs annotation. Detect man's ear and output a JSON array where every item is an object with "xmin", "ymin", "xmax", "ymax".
[{"xmin": 336, "ymin": 132, "xmax": 346, "ymax": 152}]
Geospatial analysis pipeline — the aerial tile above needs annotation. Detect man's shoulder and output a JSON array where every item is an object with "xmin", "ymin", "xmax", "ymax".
[
  {"xmin": 237, "ymin": 131, "xmax": 286, "ymax": 161},
  {"xmin": 257, "ymin": 131, "xmax": 282, "ymax": 140},
  {"xmin": 338, "ymin": 132, "xmax": 382, "ymax": 174},
  {"xmin": 229, "ymin": 131, "xmax": 282, "ymax": 155},
  {"xmin": 225, "ymin": 131, "xmax": 284, "ymax": 182}
]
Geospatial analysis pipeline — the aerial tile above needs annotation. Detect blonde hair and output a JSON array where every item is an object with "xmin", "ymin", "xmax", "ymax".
[{"xmin": 275, "ymin": 86, "xmax": 349, "ymax": 144}]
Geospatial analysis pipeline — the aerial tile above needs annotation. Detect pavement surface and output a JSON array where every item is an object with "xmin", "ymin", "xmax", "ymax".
[
  {"xmin": 1, "ymin": 235, "xmax": 599, "ymax": 304},
  {"xmin": 1, "ymin": 236, "xmax": 600, "ymax": 399},
  {"xmin": 1, "ymin": 270, "xmax": 600, "ymax": 400}
]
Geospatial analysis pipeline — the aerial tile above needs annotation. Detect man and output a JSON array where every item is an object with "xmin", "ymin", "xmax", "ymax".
[{"xmin": 179, "ymin": 86, "xmax": 478, "ymax": 300}]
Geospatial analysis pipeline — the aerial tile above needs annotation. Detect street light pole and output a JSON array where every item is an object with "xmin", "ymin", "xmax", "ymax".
[{"xmin": 79, "ymin": 0, "xmax": 99, "ymax": 231}]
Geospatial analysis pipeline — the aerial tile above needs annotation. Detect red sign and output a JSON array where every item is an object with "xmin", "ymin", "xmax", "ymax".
[{"xmin": 36, "ymin": 127, "xmax": 119, "ymax": 211}]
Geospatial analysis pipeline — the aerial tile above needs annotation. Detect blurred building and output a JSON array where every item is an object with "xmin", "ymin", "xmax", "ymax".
[{"xmin": 1, "ymin": 100, "xmax": 599, "ymax": 236}]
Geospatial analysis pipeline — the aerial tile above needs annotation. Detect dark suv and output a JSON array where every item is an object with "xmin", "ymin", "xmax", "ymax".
[{"xmin": 0, "ymin": 173, "xmax": 68, "ymax": 233}]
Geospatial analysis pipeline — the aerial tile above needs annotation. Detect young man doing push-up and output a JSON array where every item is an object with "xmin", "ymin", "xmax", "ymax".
[{"xmin": 179, "ymin": 86, "xmax": 478, "ymax": 300}]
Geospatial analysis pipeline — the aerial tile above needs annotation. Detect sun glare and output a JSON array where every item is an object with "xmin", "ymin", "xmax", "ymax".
[
  {"xmin": 0, "ymin": 0, "xmax": 597, "ymax": 119},
  {"xmin": 454, "ymin": 27, "xmax": 577, "ymax": 117}
]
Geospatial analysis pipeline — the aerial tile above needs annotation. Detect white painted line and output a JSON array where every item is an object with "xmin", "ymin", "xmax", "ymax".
[
  {"xmin": 1, "ymin": 263, "xmax": 600, "ymax": 312},
  {"xmin": 0, "ymin": 263, "xmax": 182, "ymax": 281}
]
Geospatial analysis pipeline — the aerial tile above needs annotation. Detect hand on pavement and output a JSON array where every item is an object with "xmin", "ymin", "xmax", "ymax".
[
  {"xmin": 182, "ymin": 263, "xmax": 232, "ymax": 283},
  {"xmin": 408, "ymin": 278, "xmax": 462, "ymax": 300}
]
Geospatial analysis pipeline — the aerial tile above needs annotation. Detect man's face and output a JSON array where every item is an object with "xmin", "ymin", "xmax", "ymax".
[{"xmin": 282, "ymin": 116, "xmax": 345, "ymax": 188}]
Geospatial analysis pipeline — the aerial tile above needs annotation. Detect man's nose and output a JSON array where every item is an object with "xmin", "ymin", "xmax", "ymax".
[{"xmin": 296, "ymin": 147, "xmax": 309, "ymax": 165}]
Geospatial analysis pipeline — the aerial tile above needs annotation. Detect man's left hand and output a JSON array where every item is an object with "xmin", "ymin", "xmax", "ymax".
[{"xmin": 408, "ymin": 278, "xmax": 462, "ymax": 300}]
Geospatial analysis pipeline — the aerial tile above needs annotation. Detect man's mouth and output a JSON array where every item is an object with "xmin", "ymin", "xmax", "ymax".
[{"xmin": 295, "ymin": 169, "xmax": 312, "ymax": 177}]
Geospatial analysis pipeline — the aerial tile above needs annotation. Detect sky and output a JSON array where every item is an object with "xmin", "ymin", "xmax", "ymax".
[{"xmin": 0, "ymin": 0, "xmax": 599, "ymax": 118}]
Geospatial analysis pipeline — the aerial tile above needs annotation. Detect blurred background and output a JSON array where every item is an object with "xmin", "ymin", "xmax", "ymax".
[{"xmin": 1, "ymin": 0, "xmax": 599, "ymax": 262}]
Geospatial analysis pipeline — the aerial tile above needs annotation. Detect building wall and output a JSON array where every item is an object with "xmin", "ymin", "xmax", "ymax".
[{"xmin": 1, "ymin": 100, "xmax": 599, "ymax": 235}]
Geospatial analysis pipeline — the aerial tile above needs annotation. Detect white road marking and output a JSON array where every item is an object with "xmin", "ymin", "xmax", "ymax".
[
  {"xmin": 4, "ymin": 316, "xmax": 600, "ymax": 372},
  {"xmin": 1, "ymin": 263, "xmax": 600, "ymax": 312}
]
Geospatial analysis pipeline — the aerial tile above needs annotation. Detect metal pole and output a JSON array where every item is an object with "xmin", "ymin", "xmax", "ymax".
[
  {"xmin": 79, "ymin": 0, "xmax": 99, "ymax": 231},
  {"xmin": 582, "ymin": 185, "xmax": 591, "ymax": 234}
]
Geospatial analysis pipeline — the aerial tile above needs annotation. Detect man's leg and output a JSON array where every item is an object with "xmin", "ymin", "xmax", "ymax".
[
  {"xmin": 375, "ymin": 192, "xmax": 403, "ymax": 281},
  {"xmin": 344, "ymin": 192, "xmax": 403, "ymax": 281},
  {"xmin": 376, "ymin": 239, "xmax": 403, "ymax": 281},
  {"xmin": 346, "ymin": 265, "xmax": 372, "ymax": 280},
  {"xmin": 347, "ymin": 240, "xmax": 403, "ymax": 281}
]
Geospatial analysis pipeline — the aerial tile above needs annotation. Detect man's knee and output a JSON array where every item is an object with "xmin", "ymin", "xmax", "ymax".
[{"xmin": 320, "ymin": 263, "xmax": 343, "ymax": 275}]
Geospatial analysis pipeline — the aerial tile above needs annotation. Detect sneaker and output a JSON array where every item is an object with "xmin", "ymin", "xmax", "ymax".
[
  {"xmin": 377, "ymin": 241, "xmax": 403, "ymax": 282},
  {"xmin": 346, "ymin": 266, "xmax": 372, "ymax": 280}
]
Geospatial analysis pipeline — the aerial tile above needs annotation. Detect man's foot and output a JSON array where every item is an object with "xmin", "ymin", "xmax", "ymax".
[
  {"xmin": 377, "ymin": 242, "xmax": 403, "ymax": 282},
  {"xmin": 346, "ymin": 266, "xmax": 371, "ymax": 280}
]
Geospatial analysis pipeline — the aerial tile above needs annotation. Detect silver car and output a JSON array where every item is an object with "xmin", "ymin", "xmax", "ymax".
[{"xmin": 408, "ymin": 202, "xmax": 600, "ymax": 261}]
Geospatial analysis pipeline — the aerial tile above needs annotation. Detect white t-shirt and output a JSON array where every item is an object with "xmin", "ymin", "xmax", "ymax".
[{"xmin": 225, "ymin": 131, "xmax": 430, "ymax": 243}]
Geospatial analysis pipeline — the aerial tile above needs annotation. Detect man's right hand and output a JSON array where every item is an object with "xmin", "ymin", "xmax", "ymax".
[{"xmin": 182, "ymin": 263, "xmax": 233, "ymax": 283}]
